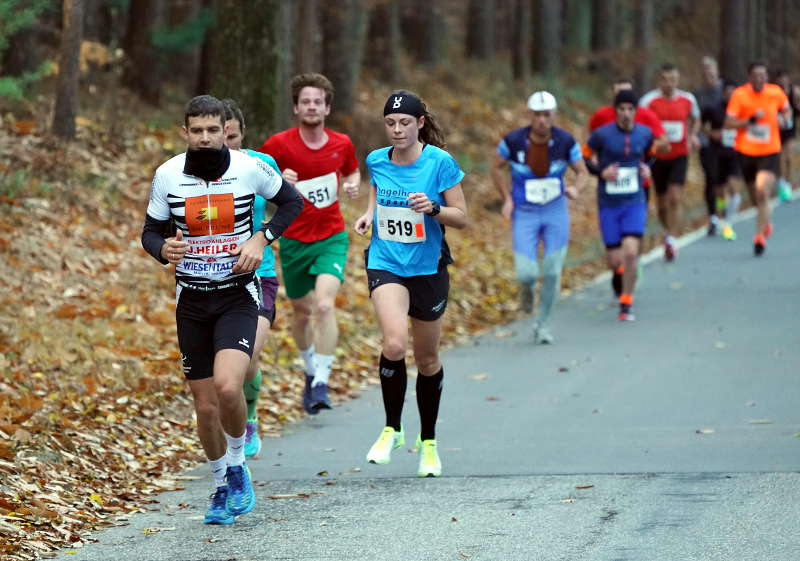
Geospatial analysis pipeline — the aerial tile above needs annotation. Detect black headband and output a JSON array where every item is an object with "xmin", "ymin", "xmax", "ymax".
[{"xmin": 383, "ymin": 92, "xmax": 424, "ymax": 117}]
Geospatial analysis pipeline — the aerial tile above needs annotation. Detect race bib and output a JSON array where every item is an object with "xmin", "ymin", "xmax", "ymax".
[
  {"xmin": 662, "ymin": 121, "xmax": 685, "ymax": 143},
  {"xmin": 745, "ymin": 123, "xmax": 770, "ymax": 144},
  {"xmin": 606, "ymin": 166, "xmax": 639, "ymax": 195},
  {"xmin": 376, "ymin": 205, "xmax": 426, "ymax": 243},
  {"xmin": 721, "ymin": 129, "xmax": 737, "ymax": 148},
  {"xmin": 524, "ymin": 177, "xmax": 562, "ymax": 205},
  {"xmin": 295, "ymin": 172, "xmax": 338, "ymax": 209}
]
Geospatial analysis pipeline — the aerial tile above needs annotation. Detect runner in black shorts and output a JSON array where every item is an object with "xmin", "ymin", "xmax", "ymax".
[
  {"xmin": 354, "ymin": 91, "xmax": 468, "ymax": 477},
  {"xmin": 141, "ymin": 95, "xmax": 302, "ymax": 524},
  {"xmin": 775, "ymin": 70, "xmax": 800, "ymax": 200}
]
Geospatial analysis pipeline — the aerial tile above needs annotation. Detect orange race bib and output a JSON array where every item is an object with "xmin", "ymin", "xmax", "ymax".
[{"xmin": 185, "ymin": 194, "xmax": 235, "ymax": 236}]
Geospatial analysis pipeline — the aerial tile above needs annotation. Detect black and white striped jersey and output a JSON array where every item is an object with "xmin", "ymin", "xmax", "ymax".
[{"xmin": 146, "ymin": 149, "xmax": 282, "ymax": 287}]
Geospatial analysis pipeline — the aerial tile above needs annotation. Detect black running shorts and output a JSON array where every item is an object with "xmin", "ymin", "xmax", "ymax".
[
  {"xmin": 651, "ymin": 155, "xmax": 688, "ymax": 194},
  {"xmin": 737, "ymin": 152, "xmax": 780, "ymax": 185},
  {"xmin": 366, "ymin": 261, "xmax": 450, "ymax": 322},
  {"xmin": 176, "ymin": 280, "xmax": 259, "ymax": 380}
]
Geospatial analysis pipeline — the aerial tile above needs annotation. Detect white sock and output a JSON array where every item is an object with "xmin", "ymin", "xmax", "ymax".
[
  {"xmin": 312, "ymin": 354, "xmax": 334, "ymax": 387},
  {"xmin": 300, "ymin": 345, "xmax": 316, "ymax": 376},
  {"xmin": 209, "ymin": 455, "xmax": 227, "ymax": 488},
  {"xmin": 224, "ymin": 431, "xmax": 246, "ymax": 467},
  {"xmin": 729, "ymin": 193, "xmax": 741, "ymax": 217}
]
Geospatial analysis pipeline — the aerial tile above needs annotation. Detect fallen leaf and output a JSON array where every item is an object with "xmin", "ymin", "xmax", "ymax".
[
  {"xmin": 451, "ymin": 517, "xmax": 458, "ymax": 522},
  {"xmin": 317, "ymin": 470, "xmax": 329, "ymax": 476},
  {"xmin": 485, "ymin": 396, "xmax": 500, "ymax": 401},
  {"xmin": 458, "ymin": 553, "xmax": 472, "ymax": 559},
  {"xmin": 560, "ymin": 498, "xmax": 576, "ymax": 504},
  {"xmin": 575, "ymin": 485, "xmax": 594, "ymax": 490},
  {"xmin": 142, "ymin": 526, "xmax": 176, "ymax": 534},
  {"xmin": 696, "ymin": 428, "xmax": 716, "ymax": 434},
  {"xmin": 469, "ymin": 373, "xmax": 489, "ymax": 381},
  {"xmin": 494, "ymin": 329, "xmax": 514, "ymax": 338},
  {"xmin": 268, "ymin": 493, "xmax": 312, "ymax": 500},
  {"xmin": 669, "ymin": 281, "xmax": 684, "ymax": 290},
  {"xmin": 714, "ymin": 341, "xmax": 727, "ymax": 349},
  {"xmin": 558, "ymin": 366, "xmax": 569, "ymax": 373},
  {"xmin": 748, "ymin": 419, "xmax": 773, "ymax": 424}
]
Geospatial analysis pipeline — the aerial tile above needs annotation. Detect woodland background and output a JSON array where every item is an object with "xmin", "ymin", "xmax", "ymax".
[{"xmin": 1, "ymin": 1, "xmax": 799, "ymax": 559}]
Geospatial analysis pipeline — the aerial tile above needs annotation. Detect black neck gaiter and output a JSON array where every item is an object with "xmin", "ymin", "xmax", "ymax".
[{"xmin": 183, "ymin": 146, "xmax": 231, "ymax": 182}]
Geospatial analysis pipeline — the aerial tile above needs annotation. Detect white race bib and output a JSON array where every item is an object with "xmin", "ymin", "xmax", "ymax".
[
  {"xmin": 662, "ymin": 120, "xmax": 685, "ymax": 143},
  {"xmin": 295, "ymin": 172, "xmax": 338, "ymax": 209},
  {"xmin": 745, "ymin": 123, "xmax": 771, "ymax": 144},
  {"xmin": 606, "ymin": 166, "xmax": 639, "ymax": 195},
  {"xmin": 721, "ymin": 129, "xmax": 737, "ymax": 148},
  {"xmin": 376, "ymin": 205, "xmax": 426, "ymax": 243},
  {"xmin": 524, "ymin": 177, "xmax": 562, "ymax": 205}
]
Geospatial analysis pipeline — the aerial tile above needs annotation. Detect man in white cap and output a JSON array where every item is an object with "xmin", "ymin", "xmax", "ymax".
[{"xmin": 491, "ymin": 91, "xmax": 588, "ymax": 343}]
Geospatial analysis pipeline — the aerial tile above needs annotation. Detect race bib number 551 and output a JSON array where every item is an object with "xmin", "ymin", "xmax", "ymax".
[
  {"xmin": 377, "ymin": 205, "xmax": 426, "ymax": 243},
  {"xmin": 296, "ymin": 172, "xmax": 338, "ymax": 208}
]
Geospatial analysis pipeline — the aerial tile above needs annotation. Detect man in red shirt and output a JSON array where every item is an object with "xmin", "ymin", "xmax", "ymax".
[
  {"xmin": 258, "ymin": 73, "xmax": 361, "ymax": 413},
  {"xmin": 639, "ymin": 64, "xmax": 701, "ymax": 261},
  {"xmin": 588, "ymin": 77, "xmax": 668, "ymax": 146}
]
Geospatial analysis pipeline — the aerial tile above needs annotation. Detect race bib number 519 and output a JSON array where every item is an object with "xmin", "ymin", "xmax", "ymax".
[{"xmin": 377, "ymin": 205, "xmax": 426, "ymax": 243}]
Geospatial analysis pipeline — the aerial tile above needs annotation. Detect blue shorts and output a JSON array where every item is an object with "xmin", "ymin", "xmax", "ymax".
[
  {"xmin": 512, "ymin": 198, "xmax": 570, "ymax": 258},
  {"xmin": 598, "ymin": 202, "xmax": 647, "ymax": 248}
]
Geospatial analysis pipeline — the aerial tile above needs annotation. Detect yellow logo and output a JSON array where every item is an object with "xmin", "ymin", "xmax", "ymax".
[{"xmin": 197, "ymin": 206, "xmax": 218, "ymax": 221}]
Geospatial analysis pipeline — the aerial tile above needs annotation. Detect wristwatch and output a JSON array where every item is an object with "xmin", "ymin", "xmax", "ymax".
[{"xmin": 428, "ymin": 201, "xmax": 441, "ymax": 216}]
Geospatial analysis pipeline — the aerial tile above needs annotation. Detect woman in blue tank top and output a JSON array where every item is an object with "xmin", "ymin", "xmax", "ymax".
[{"xmin": 354, "ymin": 91, "xmax": 467, "ymax": 477}]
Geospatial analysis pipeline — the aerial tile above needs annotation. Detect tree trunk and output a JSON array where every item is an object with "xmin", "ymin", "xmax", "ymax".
[
  {"xmin": 210, "ymin": 0, "xmax": 289, "ymax": 144},
  {"xmin": 404, "ymin": 0, "xmax": 445, "ymax": 67},
  {"xmin": 295, "ymin": 0, "xmax": 322, "ymax": 73},
  {"xmin": 633, "ymin": 0, "xmax": 653, "ymax": 90},
  {"xmin": 466, "ymin": 0, "xmax": 496, "ymax": 59},
  {"xmin": 565, "ymin": 0, "xmax": 591, "ymax": 51},
  {"xmin": 533, "ymin": 0, "xmax": 561, "ymax": 76},
  {"xmin": 121, "ymin": 0, "xmax": 161, "ymax": 104},
  {"xmin": 365, "ymin": 0, "xmax": 402, "ymax": 82},
  {"xmin": 52, "ymin": 0, "xmax": 84, "ymax": 140},
  {"xmin": 511, "ymin": 0, "xmax": 532, "ymax": 81},
  {"xmin": 592, "ymin": 0, "xmax": 615, "ymax": 51},
  {"xmin": 719, "ymin": 0, "xmax": 747, "ymax": 84},
  {"xmin": 321, "ymin": 0, "xmax": 368, "ymax": 116}
]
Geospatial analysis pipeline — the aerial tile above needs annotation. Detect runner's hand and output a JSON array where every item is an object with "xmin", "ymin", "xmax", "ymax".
[
  {"xmin": 501, "ymin": 197, "xmax": 513, "ymax": 220},
  {"xmin": 230, "ymin": 233, "xmax": 265, "ymax": 273},
  {"xmin": 161, "ymin": 229, "xmax": 188, "ymax": 264},
  {"xmin": 354, "ymin": 213, "xmax": 373, "ymax": 235},
  {"xmin": 639, "ymin": 162, "xmax": 652, "ymax": 181},
  {"xmin": 752, "ymin": 109, "xmax": 765, "ymax": 121},
  {"xmin": 408, "ymin": 192, "xmax": 432, "ymax": 214},
  {"xmin": 601, "ymin": 163, "xmax": 620, "ymax": 182},
  {"xmin": 689, "ymin": 133, "xmax": 701, "ymax": 151},
  {"xmin": 282, "ymin": 168, "xmax": 299, "ymax": 184},
  {"xmin": 564, "ymin": 186, "xmax": 579, "ymax": 200},
  {"xmin": 343, "ymin": 180, "xmax": 360, "ymax": 199}
]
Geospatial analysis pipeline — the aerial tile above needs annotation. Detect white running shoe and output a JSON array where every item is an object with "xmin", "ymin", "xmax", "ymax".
[{"xmin": 366, "ymin": 426, "xmax": 404, "ymax": 465}]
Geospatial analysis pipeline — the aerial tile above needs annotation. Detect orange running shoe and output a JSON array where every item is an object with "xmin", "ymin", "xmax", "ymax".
[{"xmin": 753, "ymin": 233, "xmax": 766, "ymax": 256}]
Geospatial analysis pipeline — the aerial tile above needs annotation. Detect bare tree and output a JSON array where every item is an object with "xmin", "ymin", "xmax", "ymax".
[
  {"xmin": 633, "ymin": 0, "xmax": 653, "ymax": 89},
  {"xmin": 466, "ymin": 0, "xmax": 496, "ymax": 60},
  {"xmin": 321, "ymin": 0, "xmax": 368, "ymax": 116},
  {"xmin": 365, "ymin": 0, "xmax": 402, "ymax": 81},
  {"xmin": 404, "ymin": 0, "xmax": 446, "ymax": 67},
  {"xmin": 565, "ymin": 0, "xmax": 591, "ymax": 51},
  {"xmin": 52, "ymin": 0, "xmax": 84, "ymax": 139},
  {"xmin": 122, "ymin": 0, "xmax": 161, "ymax": 104},
  {"xmin": 592, "ymin": 0, "xmax": 615, "ymax": 52},
  {"xmin": 295, "ymin": 0, "xmax": 322, "ymax": 73},
  {"xmin": 511, "ymin": 0, "xmax": 532, "ymax": 81},
  {"xmin": 719, "ymin": 0, "xmax": 747, "ymax": 84},
  {"xmin": 533, "ymin": 0, "xmax": 561, "ymax": 76}
]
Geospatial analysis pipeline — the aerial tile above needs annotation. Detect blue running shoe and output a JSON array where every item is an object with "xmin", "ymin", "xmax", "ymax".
[
  {"xmin": 204, "ymin": 486, "xmax": 234, "ymax": 525},
  {"xmin": 244, "ymin": 420, "xmax": 261, "ymax": 458},
  {"xmin": 225, "ymin": 465, "xmax": 256, "ymax": 516},
  {"xmin": 309, "ymin": 382, "xmax": 332, "ymax": 412},
  {"xmin": 303, "ymin": 374, "xmax": 318, "ymax": 415}
]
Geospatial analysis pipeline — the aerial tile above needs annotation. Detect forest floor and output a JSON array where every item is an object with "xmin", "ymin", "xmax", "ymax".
[{"xmin": 0, "ymin": 69, "xmax": 768, "ymax": 560}]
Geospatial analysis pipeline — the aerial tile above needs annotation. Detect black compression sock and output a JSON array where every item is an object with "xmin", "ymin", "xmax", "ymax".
[
  {"xmin": 379, "ymin": 354, "xmax": 407, "ymax": 431},
  {"xmin": 416, "ymin": 367, "xmax": 444, "ymax": 441}
]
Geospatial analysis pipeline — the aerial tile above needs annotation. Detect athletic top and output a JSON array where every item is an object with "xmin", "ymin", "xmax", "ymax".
[
  {"xmin": 694, "ymin": 82, "xmax": 723, "ymax": 147},
  {"xmin": 496, "ymin": 125, "xmax": 582, "ymax": 210},
  {"xmin": 586, "ymin": 123, "xmax": 654, "ymax": 207},
  {"xmin": 244, "ymin": 149, "xmax": 280, "ymax": 278},
  {"xmin": 639, "ymin": 89, "xmax": 700, "ymax": 159},
  {"xmin": 147, "ymin": 149, "xmax": 282, "ymax": 288},
  {"xmin": 258, "ymin": 127, "xmax": 359, "ymax": 243},
  {"xmin": 587, "ymin": 106, "xmax": 666, "ymax": 137},
  {"xmin": 701, "ymin": 101, "xmax": 737, "ymax": 154},
  {"xmin": 726, "ymin": 83, "xmax": 789, "ymax": 156},
  {"xmin": 366, "ymin": 144, "xmax": 464, "ymax": 277}
]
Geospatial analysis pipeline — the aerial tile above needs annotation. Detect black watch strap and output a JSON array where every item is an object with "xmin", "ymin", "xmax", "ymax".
[{"xmin": 428, "ymin": 201, "xmax": 441, "ymax": 216}]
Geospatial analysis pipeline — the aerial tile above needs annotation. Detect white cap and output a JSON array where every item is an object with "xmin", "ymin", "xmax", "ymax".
[{"xmin": 527, "ymin": 91, "xmax": 557, "ymax": 111}]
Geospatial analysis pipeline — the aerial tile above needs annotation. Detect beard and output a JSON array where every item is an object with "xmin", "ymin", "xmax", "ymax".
[{"xmin": 299, "ymin": 114, "xmax": 324, "ymax": 127}]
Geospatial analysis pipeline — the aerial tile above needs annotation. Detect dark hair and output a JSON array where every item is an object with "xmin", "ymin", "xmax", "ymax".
[
  {"xmin": 221, "ymin": 98, "xmax": 245, "ymax": 130},
  {"xmin": 747, "ymin": 61, "xmax": 768, "ymax": 74},
  {"xmin": 613, "ymin": 77, "xmax": 635, "ymax": 87},
  {"xmin": 773, "ymin": 68, "xmax": 789, "ymax": 79},
  {"xmin": 388, "ymin": 90, "xmax": 446, "ymax": 148},
  {"xmin": 290, "ymin": 73, "xmax": 334, "ymax": 106},
  {"xmin": 659, "ymin": 63, "xmax": 678, "ymax": 73},
  {"xmin": 184, "ymin": 95, "xmax": 225, "ymax": 127}
]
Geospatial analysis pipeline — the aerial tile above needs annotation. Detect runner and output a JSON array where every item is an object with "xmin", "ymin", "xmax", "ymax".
[
  {"xmin": 491, "ymin": 91, "xmax": 588, "ymax": 344},
  {"xmin": 724, "ymin": 62, "xmax": 791, "ymax": 255},
  {"xmin": 141, "ymin": 95, "xmax": 303, "ymax": 524},
  {"xmin": 700, "ymin": 82, "xmax": 742, "ymax": 241},
  {"xmin": 695, "ymin": 56, "xmax": 725, "ymax": 235},
  {"xmin": 258, "ymin": 73, "xmax": 361, "ymax": 414},
  {"xmin": 222, "ymin": 99, "xmax": 281, "ymax": 458},
  {"xmin": 774, "ymin": 70, "xmax": 800, "ymax": 201},
  {"xmin": 585, "ymin": 90, "xmax": 654, "ymax": 321},
  {"xmin": 354, "ymin": 91, "xmax": 467, "ymax": 477},
  {"xmin": 639, "ymin": 64, "xmax": 701, "ymax": 261}
]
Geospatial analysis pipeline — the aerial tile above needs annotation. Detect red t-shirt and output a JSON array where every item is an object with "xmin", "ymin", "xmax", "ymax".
[
  {"xmin": 638, "ymin": 89, "xmax": 700, "ymax": 159},
  {"xmin": 259, "ymin": 127, "xmax": 359, "ymax": 242},
  {"xmin": 588, "ymin": 105, "xmax": 666, "ymax": 137}
]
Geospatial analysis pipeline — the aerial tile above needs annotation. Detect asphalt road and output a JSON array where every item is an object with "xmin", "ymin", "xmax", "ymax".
[{"xmin": 57, "ymin": 201, "xmax": 800, "ymax": 561}]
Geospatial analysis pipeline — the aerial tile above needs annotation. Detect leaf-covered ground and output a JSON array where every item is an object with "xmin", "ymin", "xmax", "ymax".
[{"xmin": 0, "ymin": 77, "xmax": 727, "ymax": 559}]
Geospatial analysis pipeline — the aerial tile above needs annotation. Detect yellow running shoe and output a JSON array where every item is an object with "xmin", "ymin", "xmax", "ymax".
[
  {"xmin": 416, "ymin": 435, "xmax": 442, "ymax": 478},
  {"xmin": 721, "ymin": 224, "xmax": 737, "ymax": 241},
  {"xmin": 366, "ymin": 426, "xmax": 404, "ymax": 465}
]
